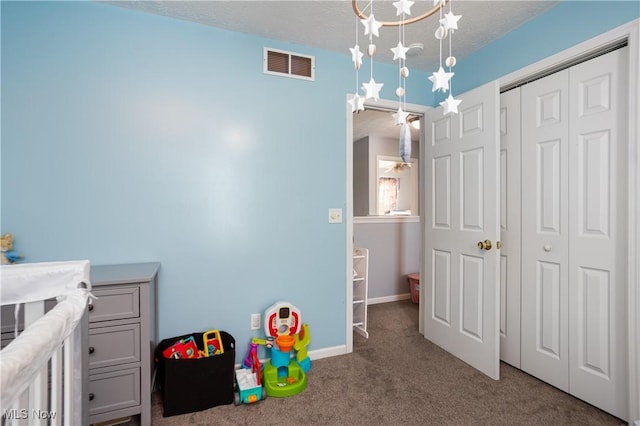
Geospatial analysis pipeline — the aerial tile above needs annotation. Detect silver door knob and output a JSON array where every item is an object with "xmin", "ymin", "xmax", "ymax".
[{"xmin": 543, "ymin": 245, "xmax": 551, "ymax": 252}]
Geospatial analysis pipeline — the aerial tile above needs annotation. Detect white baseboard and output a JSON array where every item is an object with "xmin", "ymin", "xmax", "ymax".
[
  {"xmin": 308, "ymin": 344, "xmax": 347, "ymax": 360},
  {"xmin": 368, "ymin": 293, "xmax": 411, "ymax": 305}
]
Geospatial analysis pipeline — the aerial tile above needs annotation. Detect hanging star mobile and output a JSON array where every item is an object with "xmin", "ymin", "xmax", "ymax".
[{"xmin": 349, "ymin": 0, "xmax": 463, "ymax": 123}]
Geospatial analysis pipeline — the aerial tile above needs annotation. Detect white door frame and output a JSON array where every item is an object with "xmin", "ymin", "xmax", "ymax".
[
  {"xmin": 345, "ymin": 97, "xmax": 429, "ymax": 354},
  {"xmin": 498, "ymin": 19, "xmax": 640, "ymax": 422}
]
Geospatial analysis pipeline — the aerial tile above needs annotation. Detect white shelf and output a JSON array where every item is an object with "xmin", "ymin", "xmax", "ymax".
[{"xmin": 352, "ymin": 247, "xmax": 369, "ymax": 339}]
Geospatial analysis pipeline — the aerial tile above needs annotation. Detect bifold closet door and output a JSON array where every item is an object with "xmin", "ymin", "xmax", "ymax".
[
  {"xmin": 520, "ymin": 47, "xmax": 628, "ymax": 420},
  {"xmin": 521, "ymin": 69, "xmax": 570, "ymax": 392},
  {"xmin": 567, "ymin": 47, "xmax": 628, "ymax": 419}
]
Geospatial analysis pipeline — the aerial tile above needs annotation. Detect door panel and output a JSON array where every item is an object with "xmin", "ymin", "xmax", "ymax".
[
  {"xmin": 424, "ymin": 81, "xmax": 500, "ymax": 380},
  {"xmin": 568, "ymin": 47, "xmax": 628, "ymax": 419},
  {"xmin": 499, "ymin": 88, "xmax": 521, "ymax": 367},
  {"xmin": 433, "ymin": 156, "xmax": 451, "ymax": 228},
  {"xmin": 461, "ymin": 148, "xmax": 484, "ymax": 230},
  {"xmin": 576, "ymin": 266, "xmax": 610, "ymax": 377},
  {"xmin": 521, "ymin": 69, "xmax": 570, "ymax": 391},
  {"xmin": 537, "ymin": 139, "xmax": 562, "ymax": 233},
  {"xmin": 432, "ymin": 249, "xmax": 451, "ymax": 325},
  {"xmin": 537, "ymin": 260, "xmax": 561, "ymax": 358},
  {"xmin": 461, "ymin": 254, "xmax": 484, "ymax": 341}
]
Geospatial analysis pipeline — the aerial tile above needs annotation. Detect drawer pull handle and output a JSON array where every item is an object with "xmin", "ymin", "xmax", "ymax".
[
  {"xmin": 88, "ymin": 304, "xmax": 94, "ymax": 312},
  {"xmin": 89, "ymin": 393, "xmax": 95, "ymax": 401},
  {"xmin": 88, "ymin": 347, "xmax": 95, "ymax": 354}
]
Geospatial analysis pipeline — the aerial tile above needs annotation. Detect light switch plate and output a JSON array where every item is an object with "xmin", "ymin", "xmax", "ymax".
[{"xmin": 328, "ymin": 208, "xmax": 343, "ymax": 223}]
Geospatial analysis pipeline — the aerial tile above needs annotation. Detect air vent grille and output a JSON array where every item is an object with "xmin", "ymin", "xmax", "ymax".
[{"xmin": 264, "ymin": 48, "xmax": 314, "ymax": 81}]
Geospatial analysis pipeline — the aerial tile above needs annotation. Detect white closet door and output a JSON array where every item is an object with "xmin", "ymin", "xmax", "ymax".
[
  {"xmin": 521, "ymin": 70, "xmax": 570, "ymax": 391},
  {"xmin": 499, "ymin": 88, "xmax": 521, "ymax": 368},
  {"xmin": 424, "ymin": 81, "xmax": 500, "ymax": 380},
  {"xmin": 568, "ymin": 47, "xmax": 628, "ymax": 419}
]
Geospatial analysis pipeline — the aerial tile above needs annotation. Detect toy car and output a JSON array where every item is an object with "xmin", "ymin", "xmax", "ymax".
[{"xmin": 234, "ymin": 368, "xmax": 266, "ymax": 405}]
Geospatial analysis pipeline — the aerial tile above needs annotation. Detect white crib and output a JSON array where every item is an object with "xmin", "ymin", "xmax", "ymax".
[{"xmin": 1, "ymin": 261, "xmax": 92, "ymax": 426}]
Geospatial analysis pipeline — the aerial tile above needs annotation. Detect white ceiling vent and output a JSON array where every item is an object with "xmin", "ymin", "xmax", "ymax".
[{"xmin": 263, "ymin": 47, "xmax": 315, "ymax": 81}]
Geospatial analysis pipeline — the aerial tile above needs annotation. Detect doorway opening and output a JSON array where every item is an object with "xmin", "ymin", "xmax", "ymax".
[{"xmin": 345, "ymin": 98, "xmax": 429, "ymax": 354}]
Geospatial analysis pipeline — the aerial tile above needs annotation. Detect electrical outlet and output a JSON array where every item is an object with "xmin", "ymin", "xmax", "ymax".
[{"xmin": 250, "ymin": 313, "xmax": 261, "ymax": 330}]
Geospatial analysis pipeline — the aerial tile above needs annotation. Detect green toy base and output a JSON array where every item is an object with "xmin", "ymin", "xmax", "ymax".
[{"xmin": 263, "ymin": 361, "xmax": 307, "ymax": 397}]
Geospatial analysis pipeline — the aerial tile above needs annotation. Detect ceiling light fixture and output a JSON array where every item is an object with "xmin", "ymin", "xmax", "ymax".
[
  {"xmin": 348, "ymin": 0, "xmax": 462, "ymax": 163},
  {"xmin": 408, "ymin": 115, "xmax": 420, "ymax": 130}
]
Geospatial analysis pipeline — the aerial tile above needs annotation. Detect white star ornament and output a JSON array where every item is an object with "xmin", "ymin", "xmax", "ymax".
[
  {"xmin": 392, "ymin": 107, "xmax": 410, "ymax": 125},
  {"xmin": 361, "ymin": 14, "xmax": 383, "ymax": 38},
  {"xmin": 350, "ymin": 45, "xmax": 364, "ymax": 69},
  {"xmin": 393, "ymin": 0, "xmax": 415, "ymax": 16},
  {"xmin": 440, "ymin": 11, "xmax": 461, "ymax": 33},
  {"xmin": 428, "ymin": 66, "xmax": 454, "ymax": 92},
  {"xmin": 391, "ymin": 42, "xmax": 410, "ymax": 61},
  {"xmin": 362, "ymin": 78, "xmax": 384, "ymax": 101},
  {"xmin": 349, "ymin": 93, "xmax": 366, "ymax": 113},
  {"xmin": 440, "ymin": 94, "xmax": 462, "ymax": 115}
]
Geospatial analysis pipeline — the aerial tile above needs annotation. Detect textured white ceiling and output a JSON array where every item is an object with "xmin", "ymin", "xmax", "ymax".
[{"xmin": 109, "ymin": 0, "xmax": 559, "ymax": 71}]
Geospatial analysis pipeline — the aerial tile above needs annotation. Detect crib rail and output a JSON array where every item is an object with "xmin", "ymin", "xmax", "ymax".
[{"xmin": 0, "ymin": 261, "xmax": 91, "ymax": 426}]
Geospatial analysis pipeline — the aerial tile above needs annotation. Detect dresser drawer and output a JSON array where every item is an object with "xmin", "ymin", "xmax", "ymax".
[
  {"xmin": 89, "ymin": 367, "xmax": 141, "ymax": 416},
  {"xmin": 89, "ymin": 287, "xmax": 140, "ymax": 323},
  {"xmin": 89, "ymin": 324, "xmax": 141, "ymax": 369}
]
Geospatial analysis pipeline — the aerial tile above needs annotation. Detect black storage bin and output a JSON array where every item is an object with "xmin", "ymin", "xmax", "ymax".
[{"xmin": 155, "ymin": 331, "xmax": 235, "ymax": 417}]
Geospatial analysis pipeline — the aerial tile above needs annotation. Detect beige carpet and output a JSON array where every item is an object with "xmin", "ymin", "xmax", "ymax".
[{"xmin": 146, "ymin": 300, "xmax": 624, "ymax": 425}]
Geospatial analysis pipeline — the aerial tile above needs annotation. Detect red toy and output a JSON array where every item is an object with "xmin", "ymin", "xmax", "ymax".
[{"xmin": 162, "ymin": 336, "xmax": 200, "ymax": 359}]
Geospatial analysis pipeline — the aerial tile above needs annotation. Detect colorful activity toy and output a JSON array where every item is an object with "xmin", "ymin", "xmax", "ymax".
[
  {"xmin": 236, "ymin": 301, "xmax": 312, "ymax": 404},
  {"xmin": 261, "ymin": 301, "xmax": 311, "ymax": 397}
]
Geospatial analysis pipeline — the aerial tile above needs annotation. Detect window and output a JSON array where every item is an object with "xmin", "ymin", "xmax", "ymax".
[
  {"xmin": 378, "ymin": 177, "xmax": 399, "ymax": 215},
  {"xmin": 376, "ymin": 157, "xmax": 419, "ymax": 216}
]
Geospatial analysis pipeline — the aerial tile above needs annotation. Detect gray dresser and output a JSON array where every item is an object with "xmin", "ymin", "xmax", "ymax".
[{"xmin": 88, "ymin": 263, "xmax": 159, "ymax": 426}]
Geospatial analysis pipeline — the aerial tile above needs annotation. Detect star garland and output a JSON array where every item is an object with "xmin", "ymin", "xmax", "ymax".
[
  {"xmin": 429, "ymin": 0, "xmax": 462, "ymax": 114},
  {"xmin": 349, "ymin": 13, "xmax": 365, "ymax": 112}
]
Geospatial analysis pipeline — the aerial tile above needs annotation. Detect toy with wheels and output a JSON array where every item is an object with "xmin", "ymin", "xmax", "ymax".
[
  {"xmin": 234, "ymin": 368, "xmax": 266, "ymax": 405},
  {"xmin": 236, "ymin": 336, "xmax": 272, "ymax": 405}
]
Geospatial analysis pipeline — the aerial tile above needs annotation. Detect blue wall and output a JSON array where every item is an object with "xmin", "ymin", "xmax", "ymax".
[
  {"xmin": 452, "ymin": 1, "xmax": 639, "ymax": 97},
  {"xmin": 0, "ymin": 1, "xmax": 430, "ymax": 355}
]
